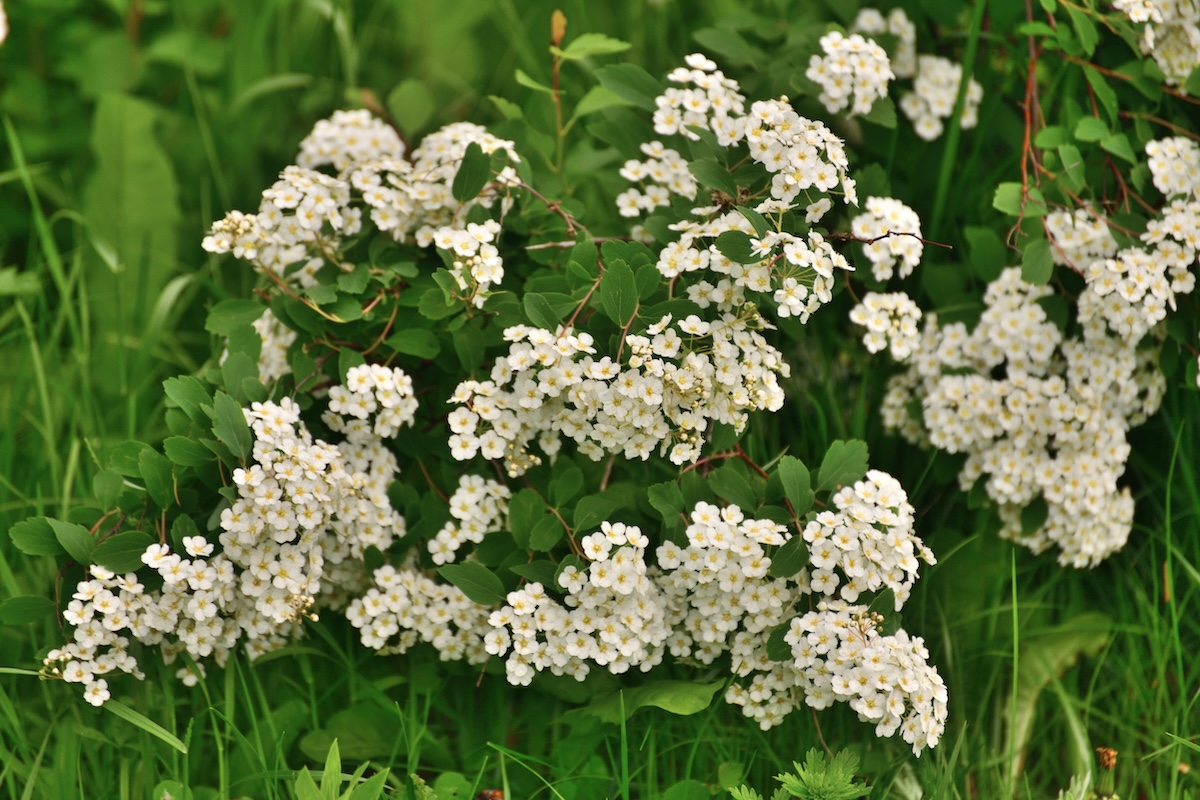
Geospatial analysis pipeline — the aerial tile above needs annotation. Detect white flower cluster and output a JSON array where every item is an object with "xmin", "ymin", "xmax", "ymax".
[
  {"xmin": 653, "ymin": 53, "xmax": 748, "ymax": 143},
  {"xmin": 851, "ymin": 196, "xmax": 924, "ymax": 280},
  {"xmin": 899, "ymin": 55, "xmax": 983, "ymax": 141},
  {"xmin": 803, "ymin": 470, "xmax": 935, "ymax": 608},
  {"xmin": 881, "ymin": 268, "xmax": 1165, "ymax": 566},
  {"xmin": 850, "ymin": 292, "xmax": 923, "ymax": 359},
  {"xmin": 448, "ymin": 316, "xmax": 789, "ymax": 475},
  {"xmin": 1045, "ymin": 209, "xmax": 1118, "ymax": 270},
  {"xmin": 204, "ymin": 112, "xmax": 521, "ymax": 307},
  {"xmin": 345, "ymin": 564, "xmax": 492, "ymax": 661},
  {"xmin": 1115, "ymin": 0, "xmax": 1200, "ymax": 85},
  {"xmin": 852, "ymin": 7, "xmax": 918, "ymax": 78},
  {"xmin": 428, "ymin": 475, "xmax": 511, "ymax": 564},
  {"xmin": 1078, "ymin": 138, "xmax": 1199, "ymax": 342},
  {"xmin": 616, "ymin": 142, "xmax": 696, "ymax": 216},
  {"xmin": 252, "ymin": 309, "xmax": 297, "ymax": 383},
  {"xmin": 806, "ymin": 31, "xmax": 895, "ymax": 116},
  {"xmin": 785, "ymin": 602, "xmax": 948, "ymax": 755},
  {"xmin": 324, "ymin": 364, "xmax": 419, "ymax": 442},
  {"xmin": 487, "ymin": 522, "xmax": 672, "ymax": 685}
]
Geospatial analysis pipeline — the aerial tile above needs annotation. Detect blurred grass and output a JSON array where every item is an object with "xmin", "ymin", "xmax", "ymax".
[{"xmin": 1, "ymin": 1, "xmax": 1198, "ymax": 798}]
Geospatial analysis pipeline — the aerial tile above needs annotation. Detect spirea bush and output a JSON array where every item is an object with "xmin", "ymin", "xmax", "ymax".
[{"xmin": 8, "ymin": 0, "xmax": 1200, "ymax": 764}]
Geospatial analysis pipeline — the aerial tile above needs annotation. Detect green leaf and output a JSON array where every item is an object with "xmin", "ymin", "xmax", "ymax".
[
  {"xmin": 1034, "ymin": 125, "xmax": 1068, "ymax": 148},
  {"xmin": 222, "ymin": 352, "xmax": 258, "ymax": 404},
  {"xmin": 573, "ymin": 493, "xmax": 623, "ymax": 532},
  {"xmin": 386, "ymin": 78, "xmax": 435, "ymax": 135},
  {"xmin": 489, "ymin": 95, "xmax": 524, "ymax": 121},
  {"xmin": 736, "ymin": 206, "xmax": 770, "ymax": 238},
  {"xmin": 384, "ymin": 328, "xmax": 441, "ymax": 360},
  {"xmin": 570, "ymin": 680, "xmax": 723, "ymax": 724},
  {"xmin": 776, "ymin": 456, "xmax": 814, "ymax": 517},
  {"xmin": 708, "ymin": 465, "xmax": 758, "ymax": 511},
  {"xmin": 515, "ymin": 68, "xmax": 555, "ymax": 94},
  {"xmin": 964, "ymin": 225, "xmax": 1008, "ymax": 281},
  {"xmin": 815, "ymin": 440, "xmax": 869, "ymax": 493},
  {"xmin": 524, "ymin": 292, "xmax": 562, "ymax": 330},
  {"xmin": 8, "ymin": 517, "xmax": 65, "ymax": 557},
  {"xmin": 320, "ymin": 738, "xmax": 342, "ymax": 798},
  {"xmin": 508, "ymin": 560, "xmax": 559, "ymax": 587},
  {"xmin": 451, "ymin": 142, "xmax": 490, "ymax": 202},
  {"xmin": 692, "ymin": 27, "xmax": 760, "ymax": 66},
  {"xmin": 205, "ymin": 299, "xmax": 264, "ymax": 336},
  {"xmin": 594, "ymin": 64, "xmax": 662, "ymax": 111},
  {"xmin": 688, "ymin": 158, "xmax": 737, "ymax": 198},
  {"xmin": 0, "ymin": 596, "xmax": 57, "ymax": 625},
  {"xmin": 1021, "ymin": 495, "xmax": 1050, "ymax": 535},
  {"xmin": 551, "ymin": 465, "xmax": 585, "ymax": 506},
  {"xmin": 529, "ymin": 516, "xmax": 565, "ymax": 551},
  {"xmin": 859, "ymin": 96, "xmax": 897, "ymax": 128},
  {"xmin": 50, "ymin": 519, "xmax": 95, "ymax": 565},
  {"xmin": 714, "ymin": 230, "xmax": 757, "ymax": 265},
  {"xmin": 109, "ymin": 440, "xmax": 154, "ymax": 477},
  {"xmin": 1185, "ymin": 65, "xmax": 1200, "ymax": 97},
  {"xmin": 139, "ymin": 448, "xmax": 175, "ymax": 508},
  {"xmin": 599, "ymin": 259, "xmax": 638, "ymax": 325},
  {"xmin": 662, "ymin": 779, "xmax": 710, "ymax": 800},
  {"xmin": 1074, "ymin": 116, "xmax": 1109, "ymax": 143},
  {"xmin": 163, "ymin": 376, "xmax": 212, "ymax": 425},
  {"xmin": 508, "ymin": 488, "xmax": 547, "ymax": 550},
  {"xmin": 569, "ymin": 85, "xmax": 630, "ymax": 123},
  {"xmin": 417, "ymin": 288, "xmax": 459, "ymax": 320},
  {"xmin": 1066, "ymin": 7, "xmax": 1098, "ymax": 56},
  {"xmin": 93, "ymin": 468, "xmax": 126, "ymax": 510},
  {"xmin": 104, "ymin": 700, "xmax": 189, "ymax": 754},
  {"xmin": 93, "ymin": 531, "xmax": 156, "ymax": 573},
  {"xmin": 437, "ymin": 563, "xmax": 506, "ymax": 606},
  {"xmin": 1057, "ymin": 144, "xmax": 1086, "ymax": 194},
  {"xmin": 212, "ymin": 392, "xmax": 252, "ymax": 459},
  {"xmin": 647, "ymin": 481, "xmax": 685, "ymax": 522},
  {"xmin": 1083, "ymin": 68, "xmax": 1118, "ymax": 123},
  {"xmin": 1021, "ymin": 238, "xmax": 1054, "ymax": 285},
  {"xmin": 556, "ymin": 33, "xmax": 631, "ymax": 60},
  {"xmin": 769, "ymin": 536, "xmax": 808, "ymax": 579},
  {"xmin": 767, "ymin": 621, "xmax": 793, "ymax": 661},
  {"xmin": 1100, "ymin": 133, "xmax": 1136, "ymax": 164},
  {"xmin": 993, "ymin": 183, "xmax": 1047, "ymax": 217}
]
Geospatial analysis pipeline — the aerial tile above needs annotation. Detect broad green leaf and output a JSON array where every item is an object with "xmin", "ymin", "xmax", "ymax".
[
  {"xmin": 384, "ymin": 328, "xmax": 441, "ymax": 359},
  {"xmin": 93, "ymin": 468, "xmax": 126, "ymax": 510},
  {"xmin": 515, "ymin": 69, "xmax": 555, "ymax": 94},
  {"xmin": 437, "ymin": 563, "xmax": 505, "ymax": 606},
  {"xmin": 431, "ymin": 772, "xmax": 474, "ymax": 800},
  {"xmin": 1021, "ymin": 238, "xmax": 1054, "ymax": 285},
  {"xmin": 1185, "ymin": 65, "xmax": 1200, "ymax": 96},
  {"xmin": 1021, "ymin": 496, "xmax": 1050, "ymax": 535},
  {"xmin": 1066, "ymin": 7, "xmax": 1098, "ymax": 56},
  {"xmin": 489, "ymin": 95, "xmax": 524, "ymax": 120},
  {"xmin": 815, "ymin": 440, "xmax": 869, "ymax": 493},
  {"xmin": 1083, "ymin": 68, "xmax": 1117, "ymax": 123},
  {"xmin": 0, "ymin": 596, "xmax": 57, "ymax": 625},
  {"xmin": 736, "ymin": 206, "xmax": 770, "ymax": 238},
  {"xmin": 964, "ymin": 225, "xmax": 1008, "ymax": 281},
  {"xmin": 692, "ymin": 28, "xmax": 759, "ymax": 66},
  {"xmin": 688, "ymin": 158, "xmax": 737, "ymax": 198},
  {"xmin": 594, "ymin": 63, "xmax": 662, "ymax": 111},
  {"xmin": 599, "ymin": 259, "xmax": 638, "ymax": 325},
  {"xmin": 212, "ymin": 392, "xmax": 252, "ymax": 459},
  {"xmin": 0, "ymin": 267, "xmax": 41, "ymax": 295},
  {"xmin": 551, "ymin": 465, "xmax": 585, "ymax": 505},
  {"xmin": 859, "ymin": 96, "xmax": 897, "ymax": 128},
  {"xmin": 205, "ymin": 299, "xmax": 264, "ymax": 335},
  {"xmin": 109, "ymin": 440, "xmax": 153, "ymax": 477},
  {"xmin": 163, "ymin": 376, "xmax": 213, "ymax": 424},
  {"xmin": 571, "ymin": 680, "xmax": 723, "ymax": 724},
  {"xmin": 7, "ymin": 517, "xmax": 65, "ymax": 557},
  {"xmin": 647, "ymin": 481, "xmax": 685, "ymax": 522},
  {"xmin": 569, "ymin": 86, "xmax": 629, "ymax": 123},
  {"xmin": 1034, "ymin": 125, "xmax": 1068, "ymax": 148},
  {"xmin": 1057, "ymin": 144, "xmax": 1086, "ymax": 194},
  {"xmin": 50, "ymin": 519, "xmax": 95, "ymax": 565},
  {"xmin": 320, "ymin": 738, "xmax": 342, "ymax": 797},
  {"xmin": 573, "ymin": 493, "xmax": 624, "ymax": 532},
  {"xmin": 524, "ymin": 292, "xmax": 562, "ymax": 330},
  {"xmin": 139, "ymin": 448, "xmax": 175, "ymax": 508},
  {"xmin": 451, "ymin": 142, "xmax": 490, "ymax": 202},
  {"xmin": 1073, "ymin": 116, "xmax": 1109, "ymax": 142},
  {"xmin": 714, "ymin": 230, "xmax": 757, "ymax": 264},
  {"xmin": 708, "ymin": 465, "xmax": 758, "ymax": 511},
  {"xmin": 508, "ymin": 561, "xmax": 559, "ymax": 587},
  {"xmin": 1100, "ymin": 133, "xmax": 1136, "ymax": 164},
  {"xmin": 993, "ymin": 183, "xmax": 1047, "ymax": 217},
  {"xmin": 662, "ymin": 779, "xmax": 710, "ymax": 800},
  {"xmin": 529, "ymin": 516, "xmax": 565, "ymax": 551},
  {"xmin": 556, "ymin": 33, "xmax": 631, "ymax": 60},
  {"xmin": 768, "ymin": 536, "xmax": 808, "ymax": 579},
  {"xmin": 93, "ymin": 531, "xmax": 156, "ymax": 573},
  {"xmin": 386, "ymin": 78, "xmax": 435, "ymax": 135},
  {"xmin": 767, "ymin": 621, "xmax": 793, "ymax": 661},
  {"xmin": 776, "ymin": 456, "xmax": 814, "ymax": 517},
  {"xmin": 222, "ymin": 352, "xmax": 258, "ymax": 404}
]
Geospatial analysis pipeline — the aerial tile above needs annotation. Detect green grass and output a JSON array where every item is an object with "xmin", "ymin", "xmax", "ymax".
[{"xmin": 2, "ymin": 1, "xmax": 1199, "ymax": 798}]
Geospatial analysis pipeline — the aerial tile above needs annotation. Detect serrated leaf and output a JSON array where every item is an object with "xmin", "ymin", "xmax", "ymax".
[
  {"xmin": 594, "ymin": 63, "xmax": 662, "ymax": 111},
  {"xmin": 776, "ymin": 456, "xmax": 814, "ymax": 517},
  {"xmin": 815, "ymin": 440, "xmax": 869, "ymax": 493},
  {"xmin": 599, "ymin": 259, "xmax": 638, "ymax": 325},
  {"xmin": 1074, "ymin": 116, "xmax": 1109, "ymax": 142},
  {"xmin": 212, "ymin": 391, "xmax": 252, "ymax": 459},
  {"xmin": 714, "ymin": 230, "xmax": 757, "ymax": 264},
  {"xmin": 1021, "ymin": 238, "xmax": 1054, "ymax": 285},
  {"xmin": 222, "ymin": 352, "xmax": 258, "ymax": 404},
  {"xmin": 556, "ymin": 32, "xmax": 631, "ymax": 60},
  {"xmin": 93, "ymin": 531, "xmax": 156, "ymax": 573},
  {"xmin": 50, "ymin": 519, "xmax": 95, "ymax": 565},
  {"xmin": 7, "ymin": 517, "xmax": 65, "ymax": 557},
  {"xmin": 688, "ymin": 158, "xmax": 737, "ymax": 198},
  {"xmin": 163, "ymin": 376, "xmax": 212, "ymax": 423},
  {"xmin": 452, "ymin": 142, "xmax": 490, "ymax": 202},
  {"xmin": 0, "ymin": 596, "xmax": 57, "ymax": 625},
  {"xmin": 109, "ymin": 440, "xmax": 153, "ymax": 477},
  {"xmin": 437, "ymin": 563, "xmax": 505, "ymax": 606}
]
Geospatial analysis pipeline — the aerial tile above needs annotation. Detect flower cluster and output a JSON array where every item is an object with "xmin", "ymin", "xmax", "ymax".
[
  {"xmin": 785, "ymin": 602, "xmax": 948, "ymax": 755},
  {"xmin": 880, "ymin": 268, "xmax": 1165, "ymax": 566},
  {"xmin": 806, "ymin": 31, "xmax": 895, "ymax": 116},
  {"xmin": 345, "ymin": 564, "xmax": 492, "ymax": 661},
  {"xmin": 653, "ymin": 53, "xmax": 748, "ymax": 143},
  {"xmin": 852, "ymin": 7, "xmax": 918, "ymax": 78},
  {"xmin": 448, "ymin": 316, "xmax": 789, "ymax": 474},
  {"xmin": 487, "ymin": 522, "xmax": 672, "ymax": 684},
  {"xmin": 1114, "ymin": 0, "xmax": 1200, "ymax": 85},
  {"xmin": 850, "ymin": 292, "xmax": 923, "ymax": 360},
  {"xmin": 1044, "ymin": 208, "xmax": 1118, "ymax": 270},
  {"xmin": 899, "ymin": 55, "xmax": 983, "ymax": 141},
  {"xmin": 851, "ymin": 197, "xmax": 924, "ymax": 281},
  {"xmin": 323, "ymin": 364, "xmax": 419, "ymax": 442},
  {"xmin": 428, "ymin": 475, "xmax": 511, "ymax": 564},
  {"xmin": 803, "ymin": 470, "xmax": 935, "ymax": 608}
]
